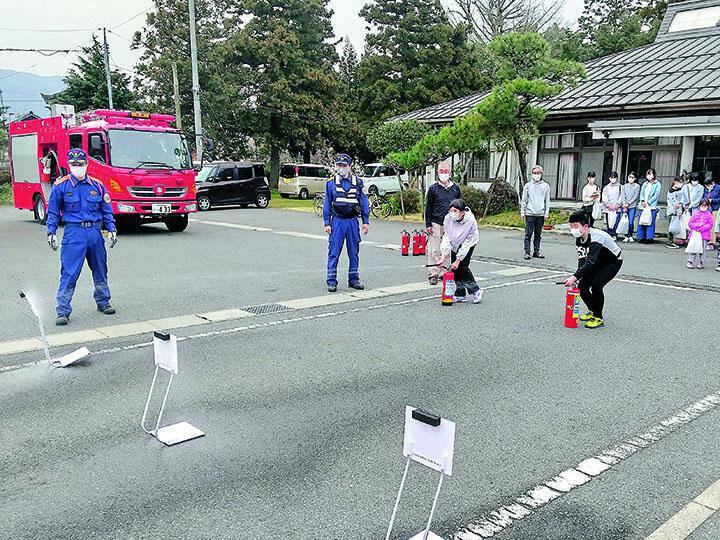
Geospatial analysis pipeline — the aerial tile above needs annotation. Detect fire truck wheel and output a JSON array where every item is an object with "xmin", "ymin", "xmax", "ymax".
[
  {"xmin": 165, "ymin": 214, "xmax": 189, "ymax": 232},
  {"xmin": 34, "ymin": 196, "xmax": 48, "ymax": 225},
  {"xmin": 197, "ymin": 196, "xmax": 211, "ymax": 211}
]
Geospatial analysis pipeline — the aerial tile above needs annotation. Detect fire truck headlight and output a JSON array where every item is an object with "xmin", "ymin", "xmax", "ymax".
[
  {"xmin": 117, "ymin": 204, "xmax": 136, "ymax": 213},
  {"xmin": 185, "ymin": 203, "xmax": 197, "ymax": 212}
]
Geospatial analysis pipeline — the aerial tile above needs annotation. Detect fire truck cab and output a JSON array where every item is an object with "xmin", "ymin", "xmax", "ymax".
[{"xmin": 9, "ymin": 109, "xmax": 198, "ymax": 232}]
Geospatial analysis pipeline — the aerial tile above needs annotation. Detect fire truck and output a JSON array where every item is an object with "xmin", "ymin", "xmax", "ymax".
[{"xmin": 9, "ymin": 108, "xmax": 198, "ymax": 232}]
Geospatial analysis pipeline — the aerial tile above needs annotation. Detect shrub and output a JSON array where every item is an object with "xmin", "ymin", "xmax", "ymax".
[
  {"xmin": 0, "ymin": 168, "xmax": 10, "ymax": 184},
  {"xmin": 460, "ymin": 185, "xmax": 488, "ymax": 215},
  {"xmin": 389, "ymin": 189, "xmax": 422, "ymax": 214},
  {"xmin": 486, "ymin": 179, "xmax": 519, "ymax": 215}
]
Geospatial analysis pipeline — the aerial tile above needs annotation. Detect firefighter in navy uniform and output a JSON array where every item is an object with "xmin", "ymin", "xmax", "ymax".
[
  {"xmin": 46, "ymin": 148, "xmax": 118, "ymax": 326},
  {"xmin": 323, "ymin": 154, "xmax": 370, "ymax": 292}
]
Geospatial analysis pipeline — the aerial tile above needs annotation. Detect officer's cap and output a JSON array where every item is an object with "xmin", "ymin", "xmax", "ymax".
[
  {"xmin": 335, "ymin": 154, "xmax": 352, "ymax": 165},
  {"xmin": 67, "ymin": 148, "xmax": 87, "ymax": 164}
]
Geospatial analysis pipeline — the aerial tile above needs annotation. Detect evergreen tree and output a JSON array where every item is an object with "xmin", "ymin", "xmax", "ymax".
[
  {"xmin": 223, "ymin": 0, "xmax": 340, "ymax": 185},
  {"xmin": 50, "ymin": 36, "xmax": 137, "ymax": 111},
  {"xmin": 358, "ymin": 0, "xmax": 488, "ymax": 123}
]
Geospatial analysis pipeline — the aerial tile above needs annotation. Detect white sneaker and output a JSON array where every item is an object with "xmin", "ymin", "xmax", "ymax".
[
  {"xmin": 622, "ymin": 237, "xmax": 629, "ymax": 243},
  {"xmin": 472, "ymin": 289, "xmax": 484, "ymax": 304},
  {"xmin": 628, "ymin": 237, "xmax": 635, "ymax": 243},
  {"xmin": 454, "ymin": 295, "xmax": 467, "ymax": 303}
]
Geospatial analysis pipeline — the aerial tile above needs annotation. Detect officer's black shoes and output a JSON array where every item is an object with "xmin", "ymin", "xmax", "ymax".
[
  {"xmin": 56, "ymin": 315, "xmax": 69, "ymax": 326},
  {"xmin": 97, "ymin": 305, "xmax": 116, "ymax": 315},
  {"xmin": 349, "ymin": 282, "xmax": 365, "ymax": 290},
  {"xmin": 328, "ymin": 285, "xmax": 338, "ymax": 293}
]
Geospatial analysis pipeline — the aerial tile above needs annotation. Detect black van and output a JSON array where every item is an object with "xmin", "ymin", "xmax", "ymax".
[{"xmin": 196, "ymin": 162, "xmax": 271, "ymax": 210}]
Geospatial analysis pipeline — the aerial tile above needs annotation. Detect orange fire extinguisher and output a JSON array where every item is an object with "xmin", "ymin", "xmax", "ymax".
[
  {"xmin": 401, "ymin": 230, "xmax": 410, "ymax": 256},
  {"xmin": 442, "ymin": 270, "xmax": 456, "ymax": 306},
  {"xmin": 564, "ymin": 287, "xmax": 580, "ymax": 328}
]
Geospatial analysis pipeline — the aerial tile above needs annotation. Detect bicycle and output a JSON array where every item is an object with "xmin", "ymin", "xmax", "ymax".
[
  {"xmin": 370, "ymin": 192, "xmax": 392, "ymax": 219},
  {"xmin": 313, "ymin": 193, "xmax": 325, "ymax": 217}
]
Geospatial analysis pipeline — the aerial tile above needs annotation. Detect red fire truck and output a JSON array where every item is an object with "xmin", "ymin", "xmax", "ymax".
[{"xmin": 9, "ymin": 109, "xmax": 198, "ymax": 232}]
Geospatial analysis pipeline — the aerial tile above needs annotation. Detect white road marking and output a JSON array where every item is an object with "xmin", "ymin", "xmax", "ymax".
[
  {"xmin": 452, "ymin": 392, "xmax": 720, "ymax": 539},
  {"xmin": 645, "ymin": 501, "xmax": 714, "ymax": 540},
  {"xmin": 493, "ymin": 267, "xmax": 539, "ymax": 277},
  {"xmin": 197, "ymin": 309, "xmax": 254, "ymax": 322},
  {"xmin": 274, "ymin": 231, "xmax": 328, "ymax": 240},
  {"xmin": 190, "ymin": 219, "xmax": 272, "ymax": 232}
]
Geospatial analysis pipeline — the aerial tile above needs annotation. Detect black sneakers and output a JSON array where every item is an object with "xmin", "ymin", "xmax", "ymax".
[
  {"xmin": 349, "ymin": 282, "xmax": 365, "ymax": 290},
  {"xmin": 56, "ymin": 315, "xmax": 69, "ymax": 326},
  {"xmin": 328, "ymin": 285, "xmax": 338, "ymax": 293},
  {"xmin": 97, "ymin": 305, "xmax": 116, "ymax": 315}
]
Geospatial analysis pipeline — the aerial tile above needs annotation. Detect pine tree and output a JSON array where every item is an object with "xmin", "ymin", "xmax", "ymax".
[
  {"xmin": 358, "ymin": 0, "xmax": 487, "ymax": 123},
  {"xmin": 50, "ymin": 36, "xmax": 137, "ymax": 111},
  {"xmin": 339, "ymin": 38, "xmax": 359, "ymax": 87}
]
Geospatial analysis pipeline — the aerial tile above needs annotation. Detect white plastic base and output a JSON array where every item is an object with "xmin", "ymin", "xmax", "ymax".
[
  {"xmin": 408, "ymin": 532, "xmax": 444, "ymax": 540},
  {"xmin": 54, "ymin": 346, "xmax": 90, "ymax": 367},
  {"xmin": 155, "ymin": 421, "xmax": 205, "ymax": 446}
]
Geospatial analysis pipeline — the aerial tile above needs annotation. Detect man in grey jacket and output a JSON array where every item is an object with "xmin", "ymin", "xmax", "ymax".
[{"xmin": 520, "ymin": 165, "xmax": 551, "ymax": 260}]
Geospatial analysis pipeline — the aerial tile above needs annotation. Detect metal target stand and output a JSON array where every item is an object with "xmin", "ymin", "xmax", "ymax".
[
  {"xmin": 141, "ymin": 331, "xmax": 204, "ymax": 446},
  {"xmin": 385, "ymin": 407, "xmax": 456, "ymax": 540},
  {"xmin": 19, "ymin": 290, "xmax": 89, "ymax": 368}
]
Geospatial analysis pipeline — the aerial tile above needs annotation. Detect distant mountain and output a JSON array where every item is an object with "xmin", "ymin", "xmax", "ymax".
[{"xmin": 0, "ymin": 69, "xmax": 65, "ymax": 119}]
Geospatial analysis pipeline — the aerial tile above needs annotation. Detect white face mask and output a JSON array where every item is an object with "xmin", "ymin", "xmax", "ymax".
[
  {"xmin": 450, "ymin": 211, "xmax": 463, "ymax": 222},
  {"xmin": 646, "ymin": 175, "xmax": 654, "ymax": 181},
  {"xmin": 70, "ymin": 165, "xmax": 88, "ymax": 179},
  {"xmin": 610, "ymin": 178, "xmax": 618, "ymax": 183},
  {"xmin": 532, "ymin": 174, "xmax": 542, "ymax": 182},
  {"xmin": 438, "ymin": 173, "xmax": 450, "ymax": 182},
  {"xmin": 691, "ymin": 180, "xmax": 699, "ymax": 185},
  {"xmin": 570, "ymin": 228, "xmax": 582, "ymax": 238},
  {"xmin": 628, "ymin": 177, "xmax": 635, "ymax": 183},
  {"xmin": 337, "ymin": 166, "xmax": 350, "ymax": 177},
  {"xmin": 587, "ymin": 178, "xmax": 595, "ymax": 184}
]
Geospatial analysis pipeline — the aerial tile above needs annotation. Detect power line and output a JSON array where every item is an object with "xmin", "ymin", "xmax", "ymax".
[
  {"xmin": 0, "ymin": 5, "xmax": 153, "ymax": 83},
  {"xmin": 0, "ymin": 48, "xmax": 81, "ymax": 56}
]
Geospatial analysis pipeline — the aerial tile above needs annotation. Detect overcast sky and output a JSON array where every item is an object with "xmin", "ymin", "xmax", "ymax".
[{"xmin": 0, "ymin": 0, "xmax": 585, "ymax": 78}]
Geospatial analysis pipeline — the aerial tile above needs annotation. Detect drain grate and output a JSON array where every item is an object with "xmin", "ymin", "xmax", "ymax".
[{"xmin": 241, "ymin": 303, "xmax": 292, "ymax": 315}]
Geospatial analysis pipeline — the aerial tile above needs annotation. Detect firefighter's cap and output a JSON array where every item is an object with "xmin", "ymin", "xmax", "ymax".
[{"xmin": 67, "ymin": 148, "xmax": 88, "ymax": 164}]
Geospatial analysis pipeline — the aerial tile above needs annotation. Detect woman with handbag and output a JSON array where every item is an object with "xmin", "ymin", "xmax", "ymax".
[
  {"xmin": 636, "ymin": 168, "xmax": 662, "ymax": 244},
  {"xmin": 666, "ymin": 176, "xmax": 689, "ymax": 249},
  {"xmin": 620, "ymin": 171, "xmax": 640, "ymax": 242},
  {"xmin": 581, "ymin": 172, "xmax": 601, "ymax": 227},
  {"xmin": 602, "ymin": 171, "xmax": 622, "ymax": 239}
]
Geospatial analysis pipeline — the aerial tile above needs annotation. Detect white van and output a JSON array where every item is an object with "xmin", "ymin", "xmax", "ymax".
[
  {"xmin": 278, "ymin": 163, "xmax": 330, "ymax": 199},
  {"xmin": 360, "ymin": 163, "xmax": 409, "ymax": 195}
]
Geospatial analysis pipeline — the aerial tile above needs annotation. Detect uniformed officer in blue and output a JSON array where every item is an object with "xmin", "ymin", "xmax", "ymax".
[
  {"xmin": 47, "ymin": 148, "xmax": 118, "ymax": 326},
  {"xmin": 323, "ymin": 154, "xmax": 370, "ymax": 292}
]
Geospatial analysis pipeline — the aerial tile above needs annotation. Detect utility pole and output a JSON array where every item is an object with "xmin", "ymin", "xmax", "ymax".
[
  {"xmin": 102, "ymin": 28, "xmax": 114, "ymax": 109},
  {"xmin": 171, "ymin": 62, "xmax": 183, "ymax": 130},
  {"xmin": 188, "ymin": 0, "xmax": 203, "ymax": 161}
]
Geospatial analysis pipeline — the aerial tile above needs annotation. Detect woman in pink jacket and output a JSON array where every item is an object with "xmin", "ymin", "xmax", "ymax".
[{"xmin": 687, "ymin": 199, "xmax": 714, "ymax": 269}]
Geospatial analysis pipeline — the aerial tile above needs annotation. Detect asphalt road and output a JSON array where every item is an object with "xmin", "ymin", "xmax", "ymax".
[{"xmin": 2, "ymin": 205, "xmax": 720, "ymax": 539}]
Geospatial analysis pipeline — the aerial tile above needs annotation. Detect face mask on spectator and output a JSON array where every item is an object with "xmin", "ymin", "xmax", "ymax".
[
  {"xmin": 438, "ymin": 173, "xmax": 450, "ymax": 182},
  {"xmin": 532, "ymin": 173, "xmax": 542, "ymax": 182},
  {"xmin": 610, "ymin": 177, "xmax": 618, "ymax": 183},
  {"xmin": 691, "ymin": 180, "xmax": 699, "ymax": 185},
  {"xmin": 570, "ymin": 228, "xmax": 582, "ymax": 238}
]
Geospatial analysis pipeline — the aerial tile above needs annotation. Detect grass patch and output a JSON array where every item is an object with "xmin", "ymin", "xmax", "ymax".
[
  {"xmin": 268, "ymin": 189, "xmax": 315, "ymax": 212},
  {"xmin": 0, "ymin": 183, "xmax": 13, "ymax": 206},
  {"xmin": 479, "ymin": 209, "xmax": 570, "ymax": 229}
]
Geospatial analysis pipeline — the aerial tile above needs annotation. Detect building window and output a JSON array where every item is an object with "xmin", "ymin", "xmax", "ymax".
[
  {"xmin": 560, "ymin": 133, "xmax": 576, "ymax": 148},
  {"xmin": 631, "ymin": 137, "xmax": 657, "ymax": 146},
  {"xmin": 468, "ymin": 153, "xmax": 490, "ymax": 181},
  {"xmin": 658, "ymin": 136, "xmax": 681, "ymax": 146},
  {"xmin": 668, "ymin": 6, "xmax": 720, "ymax": 33},
  {"xmin": 541, "ymin": 133, "xmax": 559, "ymax": 149}
]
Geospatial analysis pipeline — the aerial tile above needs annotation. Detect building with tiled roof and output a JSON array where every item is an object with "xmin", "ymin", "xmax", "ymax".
[{"xmin": 394, "ymin": 0, "xmax": 720, "ymax": 202}]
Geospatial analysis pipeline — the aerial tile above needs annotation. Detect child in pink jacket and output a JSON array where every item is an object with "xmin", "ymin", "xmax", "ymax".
[{"xmin": 687, "ymin": 199, "xmax": 714, "ymax": 269}]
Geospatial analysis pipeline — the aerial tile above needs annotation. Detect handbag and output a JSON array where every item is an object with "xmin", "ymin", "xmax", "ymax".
[
  {"xmin": 606, "ymin": 211, "xmax": 617, "ymax": 229},
  {"xmin": 668, "ymin": 215, "xmax": 682, "ymax": 236},
  {"xmin": 639, "ymin": 206, "xmax": 653, "ymax": 226},
  {"xmin": 616, "ymin": 213, "xmax": 629, "ymax": 235},
  {"xmin": 685, "ymin": 230, "xmax": 704, "ymax": 254},
  {"xmin": 592, "ymin": 201, "xmax": 603, "ymax": 220}
]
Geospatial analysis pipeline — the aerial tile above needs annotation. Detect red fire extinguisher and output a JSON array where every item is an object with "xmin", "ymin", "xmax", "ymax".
[
  {"xmin": 564, "ymin": 287, "xmax": 580, "ymax": 328},
  {"xmin": 418, "ymin": 231, "xmax": 427, "ymax": 255},
  {"xmin": 442, "ymin": 270, "xmax": 456, "ymax": 306},
  {"xmin": 401, "ymin": 230, "xmax": 410, "ymax": 256},
  {"xmin": 412, "ymin": 230, "xmax": 421, "ymax": 256}
]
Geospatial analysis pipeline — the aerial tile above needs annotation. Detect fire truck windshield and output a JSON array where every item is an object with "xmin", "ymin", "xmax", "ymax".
[{"xmin": 107, "ymin": 129, "xmax": 192, "ymax": 170}]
